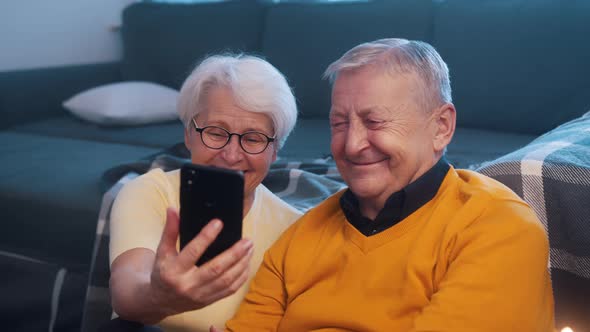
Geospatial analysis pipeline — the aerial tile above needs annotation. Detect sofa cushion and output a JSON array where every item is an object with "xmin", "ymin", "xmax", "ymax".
[
  {"xmin": 0, "ymin": 132, "xmax": 159, "ymax": 269},
  {"xmin": 262, "ymin": 0, "xmax": 434, "ymax": 119},
  {"xmin": 11, "ymin": 116, "xmax": 184, "ymax": 148},
  {"xmin": 121, "ymin": 1, "xmax": 266, "ymax": 89},
  {"xmin": 63, "ymin": 82, "xmax": 179, "ymax": 126},
  {"xmin": 433, "ymin": 0, "xmax": 590, "ymax": 135}
]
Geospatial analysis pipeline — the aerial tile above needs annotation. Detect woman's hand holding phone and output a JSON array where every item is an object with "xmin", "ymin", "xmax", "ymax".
[{"xmin": 148, "ymin": 207, "xmax": 254, "ymax": 317}]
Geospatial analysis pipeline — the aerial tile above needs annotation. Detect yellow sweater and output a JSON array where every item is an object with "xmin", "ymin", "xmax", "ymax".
[{"xmin": 227, "ymin": 168, "xmax": 554, "ymax": 331}]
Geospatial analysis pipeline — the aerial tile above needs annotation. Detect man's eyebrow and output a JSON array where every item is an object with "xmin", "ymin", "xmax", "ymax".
[
  {"xmin": 358, "ymin": 106, "xmax": 385, "ymax": 117},
  {"xmin": 359, "ymin": 105, "xmax": 396, "ymax": 118},
  {"xmin": 357, "ymin": 108, "xmax": 373, "ymax": 117},
  {"xmin": 329, "ymin": 110, "xmax": 347, "ymax": 118}
]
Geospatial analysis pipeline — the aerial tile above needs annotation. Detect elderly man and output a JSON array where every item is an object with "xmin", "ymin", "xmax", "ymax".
[{"xmin": 224, "ymin": 38, "xmax": 554, "ymax": 331}]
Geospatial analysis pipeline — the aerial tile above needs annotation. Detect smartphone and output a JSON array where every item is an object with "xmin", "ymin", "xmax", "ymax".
[{"xmin": 179, "ymin": 163, "xmax": 244, "ymax": 266}]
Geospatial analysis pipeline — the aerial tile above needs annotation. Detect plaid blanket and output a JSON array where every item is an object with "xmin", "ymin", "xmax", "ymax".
[
  {"xmin": 477, "ymin": 113, "xmax": 590, "ymax": 329},
  {"xmin": 477, "ymin": 113, "xmax": 590, "ymax": 279},
  {"xmin": 80, "ymin": 145, "xmax": 346, "ymax": 331}
]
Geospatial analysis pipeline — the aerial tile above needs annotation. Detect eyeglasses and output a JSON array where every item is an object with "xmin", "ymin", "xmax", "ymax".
[{"xmin": 192, "ymin": 119, "xmax": 275, "ymax": 155}]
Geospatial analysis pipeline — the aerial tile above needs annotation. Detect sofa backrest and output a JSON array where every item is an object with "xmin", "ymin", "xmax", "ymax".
[
  {"xmin": 119, "ymin": 0, "xmax": 590, "ymax": 134},
  {"xmin": 262, "ymin": 0, "xmax": 435, "ymax": 119},
  {"xmin": 433, "ymin": 0, "xmax": 590, "ymax": 135},
  {"xmin": 0, "ymin": 63, "xmax": 121, "ymax": 129},
  {"xmin": 121, "ymin": 1, "xmax": 267, "ymax": 89}
]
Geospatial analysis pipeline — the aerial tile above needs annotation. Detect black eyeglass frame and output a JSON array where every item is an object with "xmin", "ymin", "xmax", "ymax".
[{"xmin": 191, "ymin": 119, "xmax": 275, "ymax": 155}]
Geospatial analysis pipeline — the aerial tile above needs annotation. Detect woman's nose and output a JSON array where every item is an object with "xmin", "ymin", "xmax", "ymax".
[{"xmin": 222, "ymin": 135, "xmax": 244, "ymax": 162}]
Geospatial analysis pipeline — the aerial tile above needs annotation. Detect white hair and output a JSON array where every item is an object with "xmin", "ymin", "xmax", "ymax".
[
  {"xmin": 324, "ymin": 38, "xmax": 452, "ymax": 110},
  {"xmin": 177, "ymin": 53, "xmax": 297, "ymax": 149}
]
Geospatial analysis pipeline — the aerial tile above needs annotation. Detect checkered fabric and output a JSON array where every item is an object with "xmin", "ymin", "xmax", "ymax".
[{"xmin": 477, "ymin": 113, "xmax": 590, "ymax": 280}]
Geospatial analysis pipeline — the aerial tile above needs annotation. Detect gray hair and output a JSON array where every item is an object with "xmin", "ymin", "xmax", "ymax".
[
  {"xmin": 177, "ymin": 53, "xmax": 297, "ymax": 149},
  {"xmin": 324, "ymin": 38, "xmax": 452, "ymax": 110}
]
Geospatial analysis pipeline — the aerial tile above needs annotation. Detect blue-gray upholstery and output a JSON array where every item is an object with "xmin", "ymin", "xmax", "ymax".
[
  {"xmin": 11, "ymin": 116, "xmax": 184, "ymax": 149},
  {"xmin": 0, "ymin": 132, "xmax": 158, "ymax": 267},
  {"xmin": 1, "ymin": 0, "xmax": 588, "ymax": 330},
  {"xmin": 121, "ymin": 1, "xmax": 266, "ymax": 89},
  {"xmin": 261, "ymin": 0, "xmax": 434, "ymax": 118},
  {"xmin": 433, "ymin": 0, "xmax": 590, "ymax": 134},
  {"xmin": 0, "ymin": 63, "xmax": 121, "ymax": 129}
]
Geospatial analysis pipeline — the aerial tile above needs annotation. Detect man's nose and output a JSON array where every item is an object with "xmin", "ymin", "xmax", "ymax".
[{"xmin": 344, "ymin": 121, "xmax": 370, "ymax": 156}]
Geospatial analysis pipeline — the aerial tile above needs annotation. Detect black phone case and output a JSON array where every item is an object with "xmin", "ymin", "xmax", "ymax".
[{"xmin": 179, "ymin": 163, "xmax": 244, "ymax": 266}]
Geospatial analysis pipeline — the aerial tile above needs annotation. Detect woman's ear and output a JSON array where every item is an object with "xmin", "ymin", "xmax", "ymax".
[
  {"xmin": 184, "ymin": 125, "xmax": 191, "ymax": 152},
  {"xmin": 432, "ymin": 103, "xmax": 456, "ymax": 153},
  {"xmin": 271, "ymin": 145, "xmax": 278, "ymax": 163}
]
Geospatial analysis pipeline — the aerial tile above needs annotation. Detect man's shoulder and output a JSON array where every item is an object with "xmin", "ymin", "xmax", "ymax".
[
  {"xmin": 453, "ymin": 168, "xmax": 526, "ymax": 205},
  {"xmin": 264, "ymin": 189, "xmax": 349, "ymax": 265},
  {"xmin": 449, "ymin": 169, "xmax": 544, "ymax": 234},
  {"xmin": 284, "ymin": 189, "xmax": 348, "ymax": 237}
]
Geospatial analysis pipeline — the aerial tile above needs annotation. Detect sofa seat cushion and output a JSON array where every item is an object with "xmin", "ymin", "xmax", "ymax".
[
  {"xmin": 0, "ymin": 132, "xmax": 159, "ymax": 269},
  {"xmin": 11, "ymin": 115, "xmax": 184, "ymax": 148}
]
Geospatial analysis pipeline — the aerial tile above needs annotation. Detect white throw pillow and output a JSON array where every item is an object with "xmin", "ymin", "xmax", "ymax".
[{"xmin": 63, "ymin": 81, "xmax": 179, "ymax": 126}]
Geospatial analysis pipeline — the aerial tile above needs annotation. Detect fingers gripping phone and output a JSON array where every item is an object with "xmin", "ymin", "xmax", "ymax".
[{"xmin": 180, "ymin": 163, "xmax": 244, "ymax": 266}]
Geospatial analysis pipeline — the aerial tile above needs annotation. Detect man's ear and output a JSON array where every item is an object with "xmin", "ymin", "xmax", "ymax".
[{"xmin": 432, "ymin": 103, "xmax": 456, "ymax": 153}]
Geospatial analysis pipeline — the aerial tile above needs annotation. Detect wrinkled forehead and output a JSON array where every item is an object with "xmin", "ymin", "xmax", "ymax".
[{"xmin": 330, "ymin": 67, "xmax": 424, "ymax": 114}]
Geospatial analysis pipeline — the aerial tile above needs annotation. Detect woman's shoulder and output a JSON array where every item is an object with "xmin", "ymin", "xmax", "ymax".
[
  {"xmin": 255, "ymin": 184, "xmax": 303, "ymax": 219},
  {"xmin": 117, "ymin": 168, "xmax": 180, "ymax": 205},
  {"xmin": 127, "ymin": 168, "xmax": 178, "ymax": 188}
]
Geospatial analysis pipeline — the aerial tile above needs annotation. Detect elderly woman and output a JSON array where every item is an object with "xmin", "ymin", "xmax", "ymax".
[{"xmin": 108, "ymin": 54, "xmax": 302, "ymax": 331}]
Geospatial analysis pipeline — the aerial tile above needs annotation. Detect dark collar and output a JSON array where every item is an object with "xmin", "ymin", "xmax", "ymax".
[{"xmin": 340, "ymin": 157, "xmax": 450, "ymax": 236}]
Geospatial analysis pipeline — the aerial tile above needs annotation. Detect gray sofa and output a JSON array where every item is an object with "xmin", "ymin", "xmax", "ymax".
[{"xmin": 1, "ymin": 0, "xmax": 589, "ymax": 331}]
